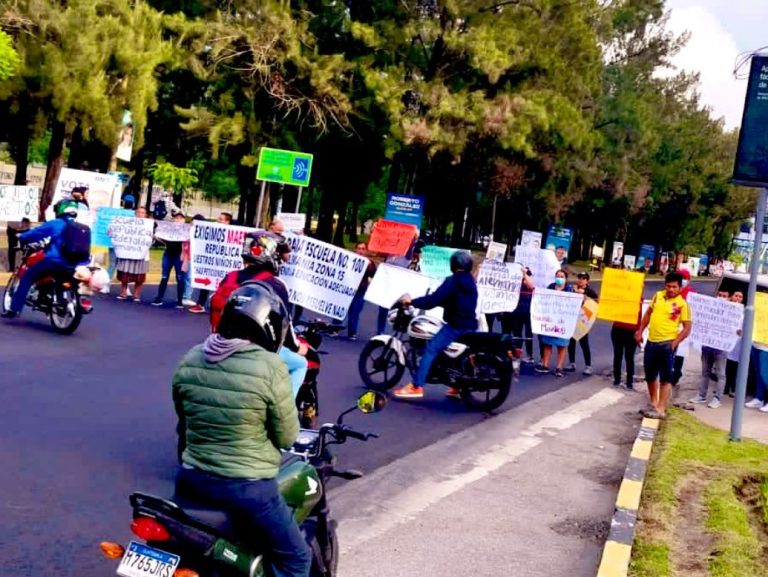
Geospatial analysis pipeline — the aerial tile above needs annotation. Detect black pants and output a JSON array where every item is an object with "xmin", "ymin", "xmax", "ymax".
[
  {"xmin": 671, "ymin": 355, "xmax": 685, "ymax": 386},
  {"xmin": 611, "ymin": 326, "xmax": 637, "ymax": 386},
  {"xmin": 197, "ymin": 288, "xmax": 210, "ymax": 307},
  {"xmin": 502, "ymin": 309, "xmax": 533, "ymax": 357},
  {"xmin": 568, "ymin": 334, "xmax": 592, "ymax": 366},
  {"xmin": 724, "ymin": 359, "xmax": 738, "ymax": 396}
]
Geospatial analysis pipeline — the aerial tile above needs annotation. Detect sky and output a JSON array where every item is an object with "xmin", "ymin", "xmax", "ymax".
[{"xmin": 663, "ymin": 0, "xmax": 766, "ymax": 128}]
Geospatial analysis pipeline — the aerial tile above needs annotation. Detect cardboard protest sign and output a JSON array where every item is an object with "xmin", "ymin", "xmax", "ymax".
[
  {"xmin": 477, "ymin": 260, "xmax": 522, "ymax": 314},
  {"xmin": 753, "ymin": 292, "xmax": 768, "ymax": 346},
  {"xmin": 276, "ymin": 213, "xmax": 306, "ymax": 234},
  {"xmin": 367, "ymin": 219, "xmax": 418, "ymax": 256},
  {"xmin": 155, "ymin": 221, "xmax": 191, "ymax": 242},
  {"xmin": 597, "ymin": 268, "xmax": 644, "ymax": 324},
  {"xmin": 485, "ymin": 241, "xmax": 507, "ymax": 262},
  {"xmin": 189, "ymin": 222, "xmax": 254, "ymax": 290},
  {"xmin": 530, "ymin": 288, "xmax": 584, "ymax": 339},
  {"xmin": 109, "ymin": 217, "xmax": 154, "ymax": 260},
  {"xmin": 93, "ymin": 207, "xmax": 134, "ymax": 247},
  {"xmin": 572, "ymin": 298, "xmax": 599, "ymax": 341},
  {"xmin": 365, "ymin": 262, "xmax": 442, "ymax": 311},
  {"xmin": 688, "ymin": 293, "xmax": 743, "ymax": 352},
  {"xmin": 281, "ymin": 233, "xmax": 368, "ymax": 321},
  {"xmin": 419, "ymin": 245, "xmax": 460, "ymax": 279},
  {"xmin": 0, "ymin": 186, "xmax": 39, "ymax": 221},
  {"xmin": 513, "ymin": 246, "xmax": 560, "ymax": 288}
]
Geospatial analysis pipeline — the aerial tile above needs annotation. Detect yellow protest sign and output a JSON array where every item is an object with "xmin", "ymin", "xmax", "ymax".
[
  {"xmin": 596, "ymin": 268, "xmax": 644, "ymax": 324},
  {"xmin": 754, "ymin": 292, "xmax": 768, "ymax": 345}
]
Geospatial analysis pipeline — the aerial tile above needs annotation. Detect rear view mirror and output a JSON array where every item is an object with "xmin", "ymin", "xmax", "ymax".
[{"xmin": 357, "ymin": 391, "xmax": 387, "ymax": 414}]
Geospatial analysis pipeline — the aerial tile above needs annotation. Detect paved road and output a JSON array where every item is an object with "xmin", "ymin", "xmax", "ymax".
[{"xmin": 0, "ymin": 279, "xmax": 714, "ymax": 576}]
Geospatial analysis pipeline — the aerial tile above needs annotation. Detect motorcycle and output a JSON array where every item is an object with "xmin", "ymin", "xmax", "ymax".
[
  {"xmin": 358, "ymin": 304, "xmax": 521, "ymax": 411},
  {"xmin": 1, "ymin": 244, "xmax": 93, "ymax": 334},
  {"xmin": 98, "ymin": 391, "xmax": 386, "ymax": 577}
]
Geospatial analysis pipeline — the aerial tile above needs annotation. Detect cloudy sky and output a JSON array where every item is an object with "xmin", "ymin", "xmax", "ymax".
[{"xmin": 663, "ymin": 0, "xmax": 765, "ymax": 128}]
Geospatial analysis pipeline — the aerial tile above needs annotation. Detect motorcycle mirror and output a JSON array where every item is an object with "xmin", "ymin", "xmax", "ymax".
[{"xmin": 357, "ymin": 391, "xmax": 387, "ymax": 414}]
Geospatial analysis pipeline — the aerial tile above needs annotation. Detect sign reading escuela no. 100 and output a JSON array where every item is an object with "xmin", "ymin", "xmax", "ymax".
[
  {"xmin": 256, "ymin": 147, "xmax": 314, "ymax": 187},
  {"xmin": 733, "ymin": 55, "xmax": 768, "ymax": 187}
]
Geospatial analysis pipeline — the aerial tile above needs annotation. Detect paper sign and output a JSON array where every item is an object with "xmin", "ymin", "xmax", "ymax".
[
  {"xmin": 597, "ymin": 268, "xmax": 644, "ymax": 324},
  {"xmin": 0, "ymin": 186, "xmax": 39, "ymax": 221},
  {"xmin": 688, "ymin": 293, "xmax": 743, "ymax": 352},
  {"xmin": 365, "ymin": 262, "xmax": 442, "ymax": 310},
  {"xmin": 109, "ymin": 217, "xmax": 154, "ymax": 260},
  {"xmin": 521, "ymin": 230, "xmax": 542, "ymax": 248},
  {"xmin": 513, "ymin": 246, "xmax": 561, "ymax": 288},
  {"xmin": 155, "ymin": 221, "xmax": 191, "ymax": 242},
  {"xmin": 367, "ymin": 219, "xmax": 418, "ymax": 256},
  {"xmin": 189, "ymin": 222, "xmax": 254, "ymax": 290},
  {"xmin": 572, "ymin": 298, "xmax": 599, "ymax": 341},
  {"xmin": 280, "ymin": 233, "xmax": 368, "ymax": 321},
  {"xmin": 93, "ymin": 207, "xmax": 134, "ymax": 247},
  {"xmin": 420, "ymin": 245, "xmax": 462, "ymax": 279},
  {"xmin": 47, "ymin": 168, "xmax": 121, "ymax": 221},
  {"xmin": 754, "ymin": 292, "xmax": 768, "ymax": 346},
  {"xmin": 530, "ymin": 288, "xmax": 584, "ymax": 339},
  {"xmin": 485, "ymin": 241, "xmax": 507, "ymax": 262},
  {"xmin": 477, "ymin": 260, "xmax": 522, "ymax": 314},
  {"xmin": 276, "ymin": 213, "xmax": 306, "ymax": 234}
]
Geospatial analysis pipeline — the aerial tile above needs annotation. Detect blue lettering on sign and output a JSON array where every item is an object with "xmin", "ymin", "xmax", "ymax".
[{"xmin": 292, "ymin": 158, "xmax": 309, "ymax": 183}]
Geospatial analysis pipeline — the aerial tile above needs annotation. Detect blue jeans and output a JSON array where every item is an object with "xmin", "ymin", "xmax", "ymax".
[
  {"xmin": 175, "ymin": 466, "xmax": 311, "ymax": 577},
  {"xmin": 751, "ymin": 348, "xmax": 768, "ymax": 401},
  {"xmin": 156, "ymin": 251, "xmax": 184, "ymax": 304},
  {"xmin": 279, "ymin": 347, "xmax": 308, "ymax": 398},
  {"xmin": 377, "ymin": 306, "xmax": 388, "ymax": 335},
  {"xmin": 346, "ymin": 290, "xmax": 366, "ymax": 337},
  {"xmin": 11, "ymin": 258, "xmax": 71, "ymax": 314},
  {"xmin": 183, "ymin": 273, "xmax": 193, "ymax": 301},
  {"xmin": 107, "ymin": 248, "xmax": 117, "ymax": 280},
  {"xmin": 415, "ymin": 325, "xmax": 463, "ymax": 388}
]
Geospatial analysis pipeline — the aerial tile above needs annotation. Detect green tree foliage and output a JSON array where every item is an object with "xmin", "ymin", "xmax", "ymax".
[{"xmin": 0, "ymin": 29, "xmax": 20, "ymax": 80}]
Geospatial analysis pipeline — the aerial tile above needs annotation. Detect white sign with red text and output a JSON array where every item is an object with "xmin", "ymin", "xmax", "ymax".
[{"xmin": 189, "ymin": 221, "xmax": 254, "ymax": 290}]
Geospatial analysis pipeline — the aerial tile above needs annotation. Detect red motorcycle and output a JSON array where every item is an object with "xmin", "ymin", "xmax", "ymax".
[
  {"xmin": 294, "ymin": 320, "xmax": 343, "ymax": 428},
  {"xmin": 1, "ymin": 245, "xmax": 92, "ymax": 334}
]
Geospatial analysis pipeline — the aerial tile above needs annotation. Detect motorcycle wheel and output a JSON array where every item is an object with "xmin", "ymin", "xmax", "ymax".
[
  {"xmin": 358, "ymin": 340, "xmax": 405, "ymax": 391},
  {"xmin": 49, "ymin": 287, "xmax": 83, "ymax": 335},
  {"xmin": 458, "ymin": 351, "xmax": 512, "ymax": 412},
  {"xmin": 1, "ymin": 275, "xmax": 19, "ymax": 315},
  {"xmin": 308, "ymin": 520, "xmax": 338, "ymax": 577}
]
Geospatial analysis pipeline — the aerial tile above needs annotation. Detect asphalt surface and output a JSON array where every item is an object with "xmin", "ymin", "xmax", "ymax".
[{"xmin": 0, "ymin": 279, "xmax": 714, "ymax": 576}]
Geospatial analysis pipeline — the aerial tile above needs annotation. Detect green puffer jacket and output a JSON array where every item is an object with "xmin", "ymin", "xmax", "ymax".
[{"xmin": 172, "ymin": 341, "xmax": 299, "ymax": 479}]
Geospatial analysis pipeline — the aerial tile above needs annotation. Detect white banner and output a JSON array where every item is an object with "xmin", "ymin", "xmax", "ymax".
[
  {"xmin": 189, "ymin": 222, "xmax": 253, "ymax": 290},
  {"xmin": 109, "ymin": 217, "xmax": 154, "ymax": 260},
  {"xmin": 276, "ymin": 213, "xmax": 306, "ymax": 234},
  {"xmin": 485, "ymin": 241, "xmax": 507, "ymax": 262},
  {"xmin": 688, "ymin": 293, "xmax": 743, "ymax": 352},
  {"xmin": 155, "ymin": 221, "xmax": 191, "ymax": 242},
  {"xmin": 513, "ymin": 246, "xmax": 561, "ymax": 288},
  {"xmin": 47, "ymin": 168, "xmax": 121, "ymax": 221},
  {"xmin": 280, "ymin": 234, "xmax": 368, "ymax": 320},
  {"xmin": 530, "ymin": 288, "xmax": 584, "ymax": 339},
  {"xmin": 0, "ymin": 186, "xmax": 39, "ymax": 221},
  {"xmin": 365, "ymin": 263, "xmax": 442, "ymax": 309},
  {"xmin": 477, "ymin": 260, "xmax": 522, "ymax": 314}
]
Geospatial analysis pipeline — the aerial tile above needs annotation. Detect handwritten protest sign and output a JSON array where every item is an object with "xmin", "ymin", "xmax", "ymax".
[
  {"xmin": 367, "ymin": 219, "xmax": 418, "ymax": 256},
  {"xmin": 93, "ymin": 207, "xmax": 134, "ymax": 247},
  {"xmin": 420, "ymin": 245, "xmax": 463, "ymax": 279},
  {"xmin": 281, "ymin": 233, "xmax": 368, "ymax": 320},
  {"xmin": 365, "ymin": 262, "xmax": 443, "ymax": 313},
  {"xmin": 189, "ymin": 222, "xmax": 254, "ymax": 290},
  {"xmin": 0, "ymin": 186, "xmax": 39, "ymax": 221},
  {"xmin": 276, "ymin": 213, "xmax": 306, "ymax": 234},
  {"xmin": 485, "ymin": 241, "xmax": 507, "ymax": 262},
  {"xmin": 109, "ymin": 217, "xmax": 154, "ymax": 260},
  {"xmin": 477, "ymin": 260, "xmax": 522, "ymax": 314},
  {"xmin": 513, "ymin": 246, "xmax": 560, "ymax": 287},
  {"xmin": 753, "ymin": 292, "xmax": 768, "ymax": 346},
  {"xmin": 530, "ymin": 288, "xmax": 584, "ymax": 339},
  {"xmin": 597, "ymin": 268, "xmax": 644, "ymax": 324},
  {"xmin": 572, "ymin": 298, "xmax": 599, "ymax": 341},
  {"xmin": 155, "ymin": 221, "xmax": 191, "ymax": 243},
  {"xmin": 688, "ymin": 293, "xmax": 743, "ymax": 352}
]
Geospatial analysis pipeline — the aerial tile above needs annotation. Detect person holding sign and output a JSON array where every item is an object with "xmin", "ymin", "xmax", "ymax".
[
  {"xmin": 566, "ymin": 272, "xmax": 598, "ymax": 375},
  {"xmin": 113, "ymin": 207, "xmax": 152, "ymax": 301},
  {"xmin": 534, "ymin": 270, "xmax": 574, "ymax": 378},
  {"xmin": 152, "ymin": 211, "xmax": 187, "ymax": 309},
  {"xmin": 689, "ymin": 290, "xmax": 731, "ymax": 409},
  {"xmin": 635, "ymin": 272, "xmax": 692, "ymax": 419}
]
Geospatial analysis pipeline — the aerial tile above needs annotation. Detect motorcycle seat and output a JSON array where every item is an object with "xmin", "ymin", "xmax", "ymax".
[{"xmin": 180, "ymin": 505, "xmax": 235, "ymax": 536}]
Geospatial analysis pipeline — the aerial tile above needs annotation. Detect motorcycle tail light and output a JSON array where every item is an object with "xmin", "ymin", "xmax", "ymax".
[
  {"xmin": 131, "ymin": 516, "xmax": 171, "ymax": 542},
  {"xmin": 99, "ymin": 542, "xmax": 125, "ymax": 559},
  {"xmin": 81, "ymin": 298, "xmax": 92, "ymax": 308},
  {"xmin": 175, "ymin": 569, "xmax": 200, "ymax": 577}
]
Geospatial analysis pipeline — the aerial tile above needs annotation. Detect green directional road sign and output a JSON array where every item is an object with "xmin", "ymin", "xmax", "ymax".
[{"xmin": 256, "ymin": 147, "xmax": 314, "ymax": 187}]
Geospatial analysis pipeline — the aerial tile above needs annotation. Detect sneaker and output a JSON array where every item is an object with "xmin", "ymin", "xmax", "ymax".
[
  {"xmin": 534, "ymin": 364, "xmax": 550, "ymax": 374},
  {"xmin": 393, "ymin": 384, "xmax": 424, "ymax": 399},
  {"xmin": 612, "ymin": 381, "xmax": 621, "ymax": 387},
  {"xmin": 760, "ymin": 404, "xmax": 768, "ymax": 413},
  {"xmin": 151, "ymin": 299, "xmax": 163, "ymax": 307},
  {"xmin": 182, "ymin": 299, "xmax": 197, "ymax": 307},
  {"xmin": 445, "ymin": 387, "xmax": 461, "ymax": 398},
  {"xmin": 564, "ymin": 363, "xmax": 576, "ymax": 372},
  {"xmin": 582, "ymin": 366, "xmax": 593, "ymax": 376},
  {"xmin": 523, "ymin": 356, "xmax": 536, "ymax": 365},
  {"xmin": 554, "ymin": 369, "xmax": 565, "ymax": 378},
  {"xmin": 175, "ymin": 303, "xmax": 184, "ymax": 310},
  {"xmin": 707, "ymin": 398, "xmax": 722, "ymax": 409},
  {"xmin": 348, "ymin": 334, "xmax": 358, "ymax": 341},
  {"xmin": 746, "ymin": 398, "xmax": 764, "ymax": 409},
  {"xmin": 690, "ymin": 395, "xmax": 708, "ymax": 404},
  {"xmin": 188, "ymin": 305, "xmax": 205, "ymax": 314}
]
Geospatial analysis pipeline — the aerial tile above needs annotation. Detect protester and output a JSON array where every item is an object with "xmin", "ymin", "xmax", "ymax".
[
  {"xmin": 724, "ymin": 290, "xmax": 744, "ymax": 397},
  {"xmin": 152, "ymin": 211, "xmax": 187, "ymax": 309},
  {"xmin": 635, "ymin": 272, "xmax": 692, "ymax": 419},
  {"xmin": 566, "ymin": 272, "xmax": 598, "ymax": 375},
  {"xmin": 343, "ymin": 242, "xmax": 377, "ymax": 340},
  {"xmin": 670, "ymin": 268, "xmax": 694, "ymax": 385},
  {"xmin": 535, "ymin": 269, "xmax": 573, "ymax": 378},
  {"xmin": 501, "ymin": 267, "xmax": 535, "ymax": 363},
  {"xmin": 690, "ymin": 290, "xmax": 730, "ymax": 408},
  {"xmin": 114, "ymin": 207, "xmax": 151, "ymax": 302},
  {"xmin": 611, "ymin": 303, "xmax": 641, "ymax": 389},
  {"xmin": 188, "ymin": 212, "xmax": 233, "ymax": 314}
]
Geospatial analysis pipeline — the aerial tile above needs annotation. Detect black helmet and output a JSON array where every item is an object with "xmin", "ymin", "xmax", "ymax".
[
  {"xmin": 241, "ymin": 231, "xmax": 282, "ymax": 271},
  {"xmin": 218, "ymin": 282, "xmax": 289, "ymax": 352},
  {"xmin": 450, "ymin": 250, "xmax": 473, "ymax": 272}
]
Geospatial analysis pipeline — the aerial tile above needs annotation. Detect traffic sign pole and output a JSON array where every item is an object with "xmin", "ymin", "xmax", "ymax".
[
  {"xmin": 296, "ymin": 187, "xmax": 302, "ymax": 212},
  {"xmin": 255, "ymin": 180, "xmax": 267, "ymax": 228}
]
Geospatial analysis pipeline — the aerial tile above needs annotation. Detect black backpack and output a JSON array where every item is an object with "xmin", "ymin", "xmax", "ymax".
[
  {"xmin": 60, "ymin": 219, "xmax": 92, "ymax": 263},
  {"xmin": 152, "ymin": 200, "xmax": 168, "ymax": 221}
]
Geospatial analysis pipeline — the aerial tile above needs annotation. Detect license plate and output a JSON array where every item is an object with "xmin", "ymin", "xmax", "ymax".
[{"xmin": 116, "ymin": 541, "xmax": 180, "ymax": 577}]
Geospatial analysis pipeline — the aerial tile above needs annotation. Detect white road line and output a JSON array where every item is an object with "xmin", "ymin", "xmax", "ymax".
[{"xmin": 333, "ymin": 387, "xmax": 624, "ymax": 551}]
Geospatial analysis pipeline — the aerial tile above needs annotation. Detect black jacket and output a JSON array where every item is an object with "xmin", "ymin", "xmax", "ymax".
[{"xmin": 412, "ymin": 270, "xmax": 478, "ymax": 331}]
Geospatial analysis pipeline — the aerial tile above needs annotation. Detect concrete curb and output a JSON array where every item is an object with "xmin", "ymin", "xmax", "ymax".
[{"xmin": 595, "ymin": 416, "xmax": 660, "ymax": 577}]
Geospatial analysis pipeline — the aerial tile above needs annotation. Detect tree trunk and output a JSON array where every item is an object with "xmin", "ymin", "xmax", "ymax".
[
  {"xmin": 144, "ymin": 177, "xmax": 154, "ymax": 211},
  {"xmin": 12, "ymin": 95, "xmax": 31, "ymax": 186},
  {"xmin": 316, "ymin": 187, "xmax": 336, "ymax": 242},
  {"xmin": 333, "ymin": 200, "xmax": 349, "ymax": 246},
  {"xmin": 67, "ymin": 125, "xmax": 86, "ymax": 169},
  {"xmin": 40, "ymin": 120, "xmax": 67, "ymax": 218},
  {"xmin": 387, "ymin": 154, "xmax": 402, "ymax": 193},
  {"xmin": 237, "ymin": 161, "xmax": 254, "ymax": 226},
  {"xmin": 349, "ymin": 202, "xmax": 359, "ymax": 243}
]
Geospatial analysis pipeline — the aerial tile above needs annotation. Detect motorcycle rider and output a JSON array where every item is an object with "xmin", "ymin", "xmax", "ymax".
[
  {"xmin": 393, "ymin": 250, "xmax": 478, "ymax": 399},
  {"xmin": 2, "ymin": 200, "xmax": 85, "ymax": 319},
  {"xmin": 173, "ymin": 283, "xmax": 311, "ymax": 577}
]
